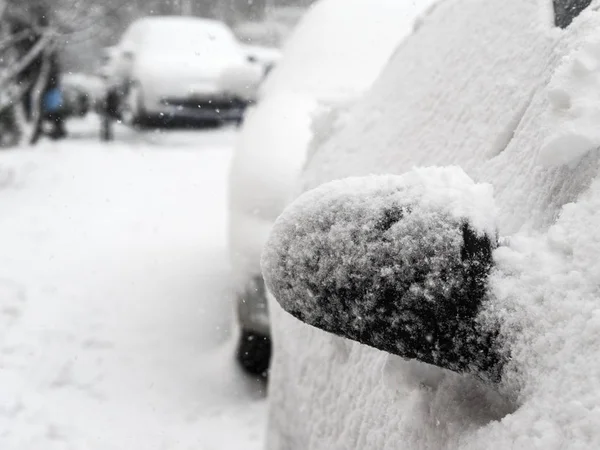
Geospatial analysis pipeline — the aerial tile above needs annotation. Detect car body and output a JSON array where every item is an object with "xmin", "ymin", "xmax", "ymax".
[
  {"xmin": 102, "ymin": 16, "xmax": 261, "ymax": 125},
  {"xmin": 261, "ymin": 0, "xmax": 600, "ymax": 448},
  {"xmin": 227, "ymin": 0, "xmax": 439, "ymax": 376}
]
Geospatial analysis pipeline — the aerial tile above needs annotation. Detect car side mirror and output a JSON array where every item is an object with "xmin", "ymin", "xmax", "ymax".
[{"xmin": 262, "ymin": 167, "xmax": 505, "ymax": 383}]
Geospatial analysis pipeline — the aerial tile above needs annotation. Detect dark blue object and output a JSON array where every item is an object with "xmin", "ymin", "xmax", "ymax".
[{"xmin": 43, "ymin": 88, "xmax": 63, "ymax": 113}]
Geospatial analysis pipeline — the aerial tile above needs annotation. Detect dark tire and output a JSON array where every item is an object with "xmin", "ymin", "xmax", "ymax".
[
  {"xmin": 100, "ymin": 114, "xmax": 113, "ymax": 142},
  {"xmin": 236, "ymin": 330, "xmax": 271, "ymax": 378},
  {"xmin": 99, "ymin": 91, "xmax": 116, "ymax": 142}
]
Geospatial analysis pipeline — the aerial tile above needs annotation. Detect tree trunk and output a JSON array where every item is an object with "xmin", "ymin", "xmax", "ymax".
[{"xmin": 25, "ymin": 49, "xmax": 50, "ymax": 145}]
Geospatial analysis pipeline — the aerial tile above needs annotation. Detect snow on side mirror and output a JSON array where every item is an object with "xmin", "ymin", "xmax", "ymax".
[
  {"xmin": 218, "ymin": 64, "xmax": 263, "ymax": 103},
  {"xmin": 262, "ymin": 167, "xmax": 505, "ymax": 383}
]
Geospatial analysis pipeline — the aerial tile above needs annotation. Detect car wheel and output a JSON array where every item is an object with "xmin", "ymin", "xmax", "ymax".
[
  {"xmin": 236, "ymin": 330, "xmax": 271, "ymax": 378},
  {"xmin": 121, "ymin": 82, "xmax": 145, "ymax": 126}
]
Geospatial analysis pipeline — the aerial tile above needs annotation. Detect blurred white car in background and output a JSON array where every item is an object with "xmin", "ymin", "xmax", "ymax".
[
  {"xmin": 102, "ymin": 16, "xmax": 262, "ymax": 126},
  {"xmin": 227, "ymin": 0, "xmax": 439, "ymax": 376},
  {"xmin": 261, "ymin": 0, "xmax": 600, "ymax": 448}
]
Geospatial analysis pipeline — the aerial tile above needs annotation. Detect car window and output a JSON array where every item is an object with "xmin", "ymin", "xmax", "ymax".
[{"xmin": 554, "ymin": 0, "xmax": 592, "ymax": 28}]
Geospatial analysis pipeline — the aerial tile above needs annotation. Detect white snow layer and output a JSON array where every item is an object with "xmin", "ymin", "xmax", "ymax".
[
  {"xmin": 0, "ymin": 125, "xmax": 265, "ymax": 450},
  {"xmin": 265, "ymin": 0, "xmax": 600, "ymax": 449},
  {"xmin": 259, "ymin": 0, "xmax": 439, "ymax": 100},
  {"xmin": 540, "ymin": 30, "xmax": 600, "ymax": 168},
  {"xmin": 265, "ymin": 166, "xmax": 497, "ymax": 257}
]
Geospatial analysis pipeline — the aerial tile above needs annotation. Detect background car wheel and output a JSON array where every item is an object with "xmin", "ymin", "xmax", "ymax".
[
  {"xmin": 121, "ymin": 82, "xmax": 145, "ymax": 126},
  {"xmin": 236, "ymin": 330, "xmax": 271, "ymax": 378}
]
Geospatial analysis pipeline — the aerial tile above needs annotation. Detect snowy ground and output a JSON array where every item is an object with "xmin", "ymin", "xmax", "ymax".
[{"xmin": 0, "ymin": 116, "xmax": 266, "ymax": 450}]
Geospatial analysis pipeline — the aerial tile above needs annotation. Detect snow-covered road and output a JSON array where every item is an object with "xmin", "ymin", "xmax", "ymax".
[{"xmin": 0, "ymin": 119, "xmax": 266, "ymax": 449}]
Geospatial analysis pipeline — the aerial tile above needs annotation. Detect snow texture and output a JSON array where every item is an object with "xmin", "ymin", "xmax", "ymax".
[
  {"xmin": 540, "ymin": 28, "xmax": 600, "ymax": 167},
  {"xmin": 265, "ymin": 1, "xmax": 600, "ymax": 449},
  {"xmin": 262, "ymin": 168, "xmax": 503, "ymax": 381},
  {"xmin": 0, "ymin": 118, "xmax": 266, "ymax": 450}
]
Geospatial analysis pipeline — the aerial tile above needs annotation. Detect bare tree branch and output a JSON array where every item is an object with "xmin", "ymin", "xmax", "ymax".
[
  {"xmin": 26, "ymin": 49, "xmax": 51, "ymax": 145},
  {"xmin": 0, "ymin": 30, "xmax": 53, "ymax": 89},
  {"xmin": 0, "ymin": 28, "xmax": 31, "ymax": 53}
]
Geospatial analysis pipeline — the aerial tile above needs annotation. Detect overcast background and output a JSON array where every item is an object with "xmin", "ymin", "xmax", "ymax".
[{"xmin": 4, "ymin": 0, "xmax": 318, "ymax": 71}]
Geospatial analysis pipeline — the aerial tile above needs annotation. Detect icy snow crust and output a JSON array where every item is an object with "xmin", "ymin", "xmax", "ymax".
[
  {"xmin": 263, "ymin": 168, "xmax": 503, "ymax": 381},
  {"xmin": 265, "ymin": 0, "xmax": 600, "ymax": 449}
]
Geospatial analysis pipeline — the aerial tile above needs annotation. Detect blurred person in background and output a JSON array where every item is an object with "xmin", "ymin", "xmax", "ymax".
[
  {"xmin": 11, "ymin": 3, "xmax": 67, "ymax": 141},
  {"xmin": 40, "ymin": 49, "xmax": 67, "ymax": 140}
]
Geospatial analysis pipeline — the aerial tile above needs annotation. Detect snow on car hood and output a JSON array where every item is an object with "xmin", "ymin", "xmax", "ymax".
[
  {"xmin": 260, "ymin": 0, "xmax": 438, "ymax": 99},
  {"xmin": 264, "ymin": 0, "xmax": 600, "ymax": 449}
]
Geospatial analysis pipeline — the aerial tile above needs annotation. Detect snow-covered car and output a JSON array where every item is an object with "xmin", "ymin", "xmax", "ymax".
[
  {"xmin": 260, "ymin": 0, "xmax": 600, "ymax": 448},
  {"xmin": 102, "ymin": 16, "xmax": 262, "ymax": 125},
  {"xmin": 227, "ymin": 0, "xmax": 438, "ymax": 377}
]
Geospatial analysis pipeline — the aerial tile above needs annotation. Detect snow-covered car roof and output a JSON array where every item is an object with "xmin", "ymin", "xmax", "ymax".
[
  {"xmin": 262, "ymin": 0, "xmax": 600, "ymax": 448},
  {"xmin": 123, "ymin": 16, "xmax": 241, "ymax": 55},
  {"xmin": 129, "ymin": 16, "xmax": 234, "ymax": 36},
  {"xmin": 259, "ymin": 0, "xmax": 438, "ymax": 100}
]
